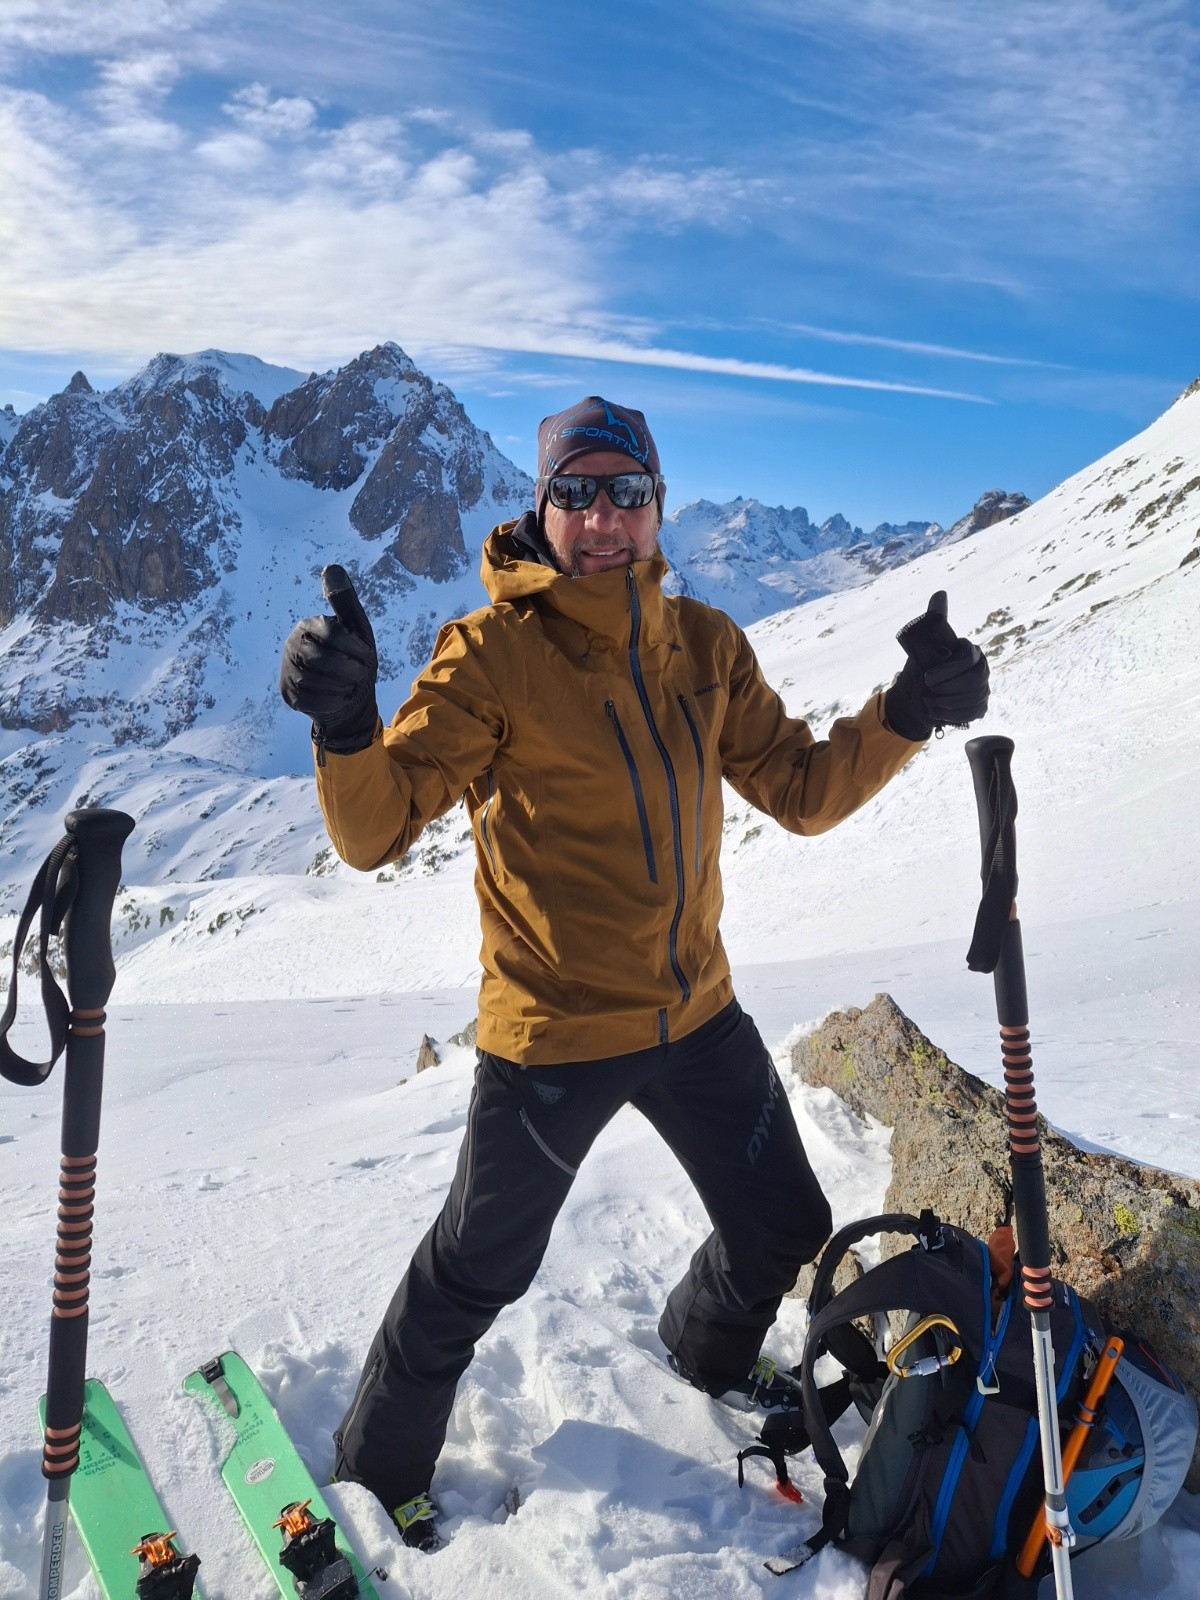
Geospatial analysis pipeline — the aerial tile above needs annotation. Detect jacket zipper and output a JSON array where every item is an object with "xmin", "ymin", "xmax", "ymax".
[
  {"xmin": 479, "ymin": 767, "xmax": 499, "ymax": 875},
  {"xmin": 627, "ymin": 569, "xmax": 690, "ymax": 1002},
  {"xmin": 605, "ymin": 702, "xmax": 658, "ymax": 883},
  {"xmin": 677, "ymin": 694, "xmax": 704, "ymax": 876}
]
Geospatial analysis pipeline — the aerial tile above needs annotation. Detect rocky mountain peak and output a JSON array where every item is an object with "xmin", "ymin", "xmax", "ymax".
[
  {"xmin": 263, "ymin": 342, "xmax": 424, "ymax": 492},
  {"xmin": 0, "ymin": 346, "xmax": 534, "ymax": 738},
  {"xmin": 947, "ymin": 488, "xmax": 1032, "ymax": 540}
]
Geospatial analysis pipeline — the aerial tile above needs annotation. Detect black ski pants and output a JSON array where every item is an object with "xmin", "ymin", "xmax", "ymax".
[{"xmin": 333, "ymin": 999, "xmax": 832, "ymax": 1511}]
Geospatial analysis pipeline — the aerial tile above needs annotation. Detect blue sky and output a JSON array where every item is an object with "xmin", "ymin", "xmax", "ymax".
[{"xmin": 1, "ymin": 0, "xmax": 1197, "ymax": 527}]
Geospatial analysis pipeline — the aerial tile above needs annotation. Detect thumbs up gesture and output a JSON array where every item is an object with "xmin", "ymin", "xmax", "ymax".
[
  {"xmin": 279, "ymin": 564, "xmax": 380, "ymax": 757},
  {"xmin": 883, "ymin": 591, "xmax": 990, "ymax": 741}
]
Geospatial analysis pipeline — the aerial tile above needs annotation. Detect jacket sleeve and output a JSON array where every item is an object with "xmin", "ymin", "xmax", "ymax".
[
  {"xmin": 314, "ymin": 618, "xmax": 506, "ymax": 871},
  {"xmin": 719, "ymin": 627, "xmax": 921, "ymax": 836}
]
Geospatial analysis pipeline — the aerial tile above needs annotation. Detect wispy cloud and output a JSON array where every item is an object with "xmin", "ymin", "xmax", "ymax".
[
  {"xmin": 781, "ymin": 323, "xmax": 1064, "ymax": 369},
  {"xmin": 90, "ymin": 50, "xmax": 181, "ymax": 150},
  {"xmin": 0, "ymin": 1, "xmax": 222, "ymax": 67},
  {"xmin": 737, "ymin": 0, "xmax": 1199, "ymax": 246},
  {"xmin": 222, "ymin": 82, "xmax": 317, "ymax": 139},
  {"xmin": 0, "ymin": 77, "xmax": 984, "ymax": 404},
  {"xmin": 521, "ymin": 339, "xmax": 989, "ymax": 403}
]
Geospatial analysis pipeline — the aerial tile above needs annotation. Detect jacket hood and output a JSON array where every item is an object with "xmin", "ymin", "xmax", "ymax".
[{"xmin": 481, "ymin": 517, "xmax": 671, "ymax": 638}]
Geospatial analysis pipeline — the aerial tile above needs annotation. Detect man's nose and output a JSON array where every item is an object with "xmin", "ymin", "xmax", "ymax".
[{"xmin": 584, "ymin": 493, "xmax": 620, "ymax": 530}]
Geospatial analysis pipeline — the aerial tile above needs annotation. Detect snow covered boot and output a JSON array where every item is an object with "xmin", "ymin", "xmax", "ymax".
[{"xmin": 391, "ymin": 1493, "xmax": 443, "ymax": 1553}]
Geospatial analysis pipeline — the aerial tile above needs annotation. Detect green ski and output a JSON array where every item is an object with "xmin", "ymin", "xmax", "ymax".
[
  {"xmin": 183, "ymin": 1350, "xmax": 383, "ymax": 1600},
  {"xmin": 36, "ymin": 1380, "xmax": 202, "ymax": 1599}
]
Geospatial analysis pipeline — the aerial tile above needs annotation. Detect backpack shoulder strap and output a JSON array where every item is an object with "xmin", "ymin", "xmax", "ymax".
[{"xmin": 800, "ymin": 1218, "xmax": 984, "ymax": 1542}]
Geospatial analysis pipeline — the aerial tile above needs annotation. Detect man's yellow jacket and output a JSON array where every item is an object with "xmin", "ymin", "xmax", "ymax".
[{"xmin": 315, "ymin": 522, "xmax": 921, "ymax": 1064}]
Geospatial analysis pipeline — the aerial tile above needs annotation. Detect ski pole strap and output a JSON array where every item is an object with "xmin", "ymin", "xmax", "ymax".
[
  {"xmin": 966, "ymin": 737, "xmax": 1019, "ymax": 975},
  {"xmin": 0, "ymin": 834, "xmax": 79, "ymax": 1086}
]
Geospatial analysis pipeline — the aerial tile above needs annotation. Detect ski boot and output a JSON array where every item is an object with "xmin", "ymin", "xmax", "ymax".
[
  {"xmin": 668, "ymin": 1351, "xmax": 803, "ymax": 1414},
  {"xmin": 391, "ymin": 1492, "xmax": 443, "ymax": 1552},
  {"xmin": 275, "ymin": 1500, "xmax": 358, "ymax": 1600},
  {"xmin": 132, "ymin": 1533, "xmax": 201, "ymax": 1600}
]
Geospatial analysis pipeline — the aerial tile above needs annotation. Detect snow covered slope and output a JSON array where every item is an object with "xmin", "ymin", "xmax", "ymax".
[{"xmin": 718, "ymin": 377, "xmax": 1200, "ymax": 963}]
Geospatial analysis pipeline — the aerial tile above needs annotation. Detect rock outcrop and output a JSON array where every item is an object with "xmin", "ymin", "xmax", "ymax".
[
  {"xmin": 791, "ymin": 993, "xmax": 1200, "ymax": 1487},
  {"xmin": 947, "ymin": 488, "xmax": 1032, "ymax": 541}
]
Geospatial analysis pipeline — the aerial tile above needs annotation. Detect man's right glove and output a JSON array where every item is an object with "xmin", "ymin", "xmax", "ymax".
[
  {"xmin": 279, "ymin": 564, "xmax": 380, "ymax": 759},
  {"xmin": 884, "ymin": 590, "xmax": 990, "ymax": 741}
]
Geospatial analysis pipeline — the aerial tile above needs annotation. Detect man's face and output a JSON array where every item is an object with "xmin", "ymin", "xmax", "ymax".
[{"xmin": 542, "ymin": 450, "xmax": 661, "ymax": 578}]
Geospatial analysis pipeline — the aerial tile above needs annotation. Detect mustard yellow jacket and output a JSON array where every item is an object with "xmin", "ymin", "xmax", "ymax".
[{"xmin": 314, "ymin": 522, "xmax": 921, "ymax": 1063}]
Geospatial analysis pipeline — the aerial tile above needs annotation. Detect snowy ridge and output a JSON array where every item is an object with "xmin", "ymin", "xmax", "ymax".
[{"xmin": 661, "ymin": 496, "xmax": 945, "ymax": 622}]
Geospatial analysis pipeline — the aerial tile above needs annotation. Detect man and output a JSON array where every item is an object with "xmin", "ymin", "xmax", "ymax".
[{"xmin": 279, "ymin": 396, "xmax": 989, "ymax": 1549}]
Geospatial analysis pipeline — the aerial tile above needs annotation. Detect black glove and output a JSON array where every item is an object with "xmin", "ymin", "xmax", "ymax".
[
  {"xmin": 884, "ymin": 590, "xmax": 989, "ymax": 742},
  {"xmin": 279, "ymin": 564, "xmax": 379, "ymax": 757}
]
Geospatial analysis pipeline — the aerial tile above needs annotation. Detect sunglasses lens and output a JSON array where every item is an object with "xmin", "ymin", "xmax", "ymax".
[
  {"xmin": 608, "ymin": 473, "xmax": 654, "ymax": 509},
  {"xmin": 548, "ymin": 476, "xmax": 598, "ymax": 510},
  {"xmin": 545, "ymin": 472, "xmax": 657, "ymax": 510}
]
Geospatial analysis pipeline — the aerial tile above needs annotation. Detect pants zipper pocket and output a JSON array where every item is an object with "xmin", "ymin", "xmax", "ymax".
[
  {"xmin": 519, "ymin": 1106, "xmax": 578, "ymax": 1177},
  {"xmin": 336, "ymin": 1349, "xmax": 384, "ymax": 1456}
]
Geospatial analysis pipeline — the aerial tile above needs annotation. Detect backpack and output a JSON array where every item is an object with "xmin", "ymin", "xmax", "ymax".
[{"xmin": 739, "ymin": 1211, "xmax": 1197, "ymax": 1600}]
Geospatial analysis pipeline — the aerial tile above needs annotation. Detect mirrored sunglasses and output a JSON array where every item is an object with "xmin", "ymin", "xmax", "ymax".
[{"xmin": 540, "ymin": 472, "xmax": 661, "ymax": 512}]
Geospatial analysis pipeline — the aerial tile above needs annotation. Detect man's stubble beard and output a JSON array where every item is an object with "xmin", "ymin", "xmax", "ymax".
[{"xmin": 565, "ymin": 538, "xmax": 661, "ymax": 579}]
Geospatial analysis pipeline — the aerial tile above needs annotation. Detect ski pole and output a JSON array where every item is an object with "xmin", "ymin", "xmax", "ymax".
[
  {"xmin": 1017, "ymin": 1335, "xmax": 1124, "ymax": 1578},
  {"xmin": 964, "ymin": 736, "xmax": 1075, "ymax": 1600},
  {"xmin": 0, "ymin": 807, "xmax": 135, "ymax": 1600}
]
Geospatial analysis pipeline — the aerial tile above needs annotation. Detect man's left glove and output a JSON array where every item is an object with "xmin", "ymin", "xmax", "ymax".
[
  {"xmin": 279, "ymin": 564, "xmax": 380, "ymax": 756},
  {"xmin": 884, "ymin": 590, "xmax": 989, "ymax": 742}
]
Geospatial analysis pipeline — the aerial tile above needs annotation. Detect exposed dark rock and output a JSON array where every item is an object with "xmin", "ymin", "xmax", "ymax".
[
  {"xmin": 947, "ymin": 489, "xmax": 1032, "ymax": 541},
  {"xmin": 792, "ymin": 993, "xmax": 1200, "ymax": 1487},
  {"xmin": 414, "ymin": 1034, "xmax": 442, "ymax": 1073},
  {"xmin": 0, "ymin": 344, "xmax": 531, "ymax": 739},
  {"xmin": 263, "ymin": 343, "xmax": 421, "ymax": 490}
]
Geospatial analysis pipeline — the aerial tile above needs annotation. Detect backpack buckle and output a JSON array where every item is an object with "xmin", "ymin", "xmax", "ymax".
[
  {"xmin": 976, "ymin": 1359, "xmax": 1001, "ymax": 1396},
  {"xmin": 917, "ymin": 1208, "xmax": 945, "ymax": 1252}
]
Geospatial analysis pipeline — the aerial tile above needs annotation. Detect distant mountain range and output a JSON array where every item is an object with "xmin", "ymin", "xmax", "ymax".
[{"xmin": 0, "ymin": 341, "xmax": 1036, "ymax": 923}]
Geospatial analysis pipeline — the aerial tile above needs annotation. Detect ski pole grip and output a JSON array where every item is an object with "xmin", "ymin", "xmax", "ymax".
[
  {"xmin": 61, "ymin": 809, "xmax": 135, "ymax": 1013},
  {"xmin": 965, "ymin": 734, "xmax": 1015, "ymax": 873}
]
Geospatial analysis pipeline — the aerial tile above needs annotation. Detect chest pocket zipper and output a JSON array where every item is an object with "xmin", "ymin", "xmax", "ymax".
[
  {"xmin": 605, "ymin": 701, "xmax": 658, "ymax": 884},
  {"xmin": 677, "ymin": 695, "xmax": 705, "ymax": 876}
]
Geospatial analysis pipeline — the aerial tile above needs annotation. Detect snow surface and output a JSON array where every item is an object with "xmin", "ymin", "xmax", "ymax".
[
  {"xmin": 2, "ymin": 385, "xmax": 1199, "ymax": 1593},
  {"xmin": 116, "ymin": 351, "xmax": 308, "ymax": 409},
  {"xmin": 1, "ymin": 950, "xmax": 1197, "ymax": 1597}
]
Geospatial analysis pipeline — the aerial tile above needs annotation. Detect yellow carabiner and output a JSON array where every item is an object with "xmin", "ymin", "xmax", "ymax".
[{"xmin": 886, "ymin": 1314, "xmax": 964, "ymax": 1379}]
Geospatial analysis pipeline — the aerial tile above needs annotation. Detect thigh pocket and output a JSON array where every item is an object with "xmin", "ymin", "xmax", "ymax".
[{"xmin": 518, "ymin": 1106, "xmax": 579, "ymax": 1177}]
